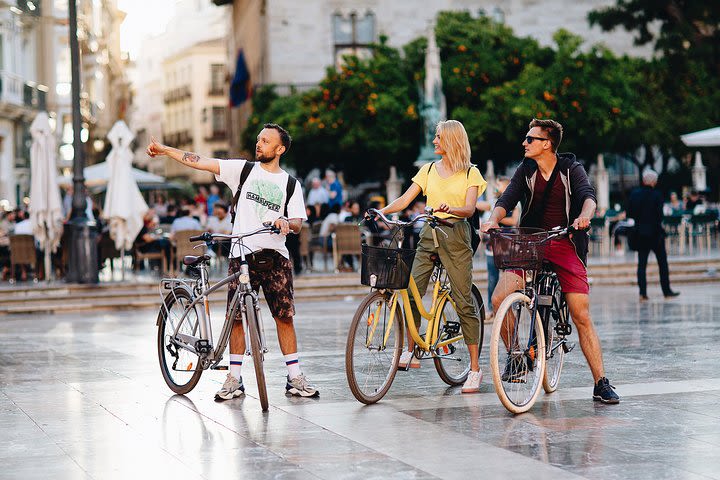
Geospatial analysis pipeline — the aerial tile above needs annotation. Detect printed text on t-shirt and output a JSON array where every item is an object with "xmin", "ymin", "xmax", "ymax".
[{"xmin": 246, "ymin": 191, "xmax": 281, "ymax": 212}]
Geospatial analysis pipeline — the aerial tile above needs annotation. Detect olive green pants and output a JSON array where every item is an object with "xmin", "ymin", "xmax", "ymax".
[{"xmin": 408, "ymin": 221, "xmax": 479, "ymax": 344}]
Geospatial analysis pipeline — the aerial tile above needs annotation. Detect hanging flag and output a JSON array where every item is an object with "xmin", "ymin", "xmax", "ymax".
[{"xmin": 230, "ymin": 49, "xmax": 252, "ymax": 107}]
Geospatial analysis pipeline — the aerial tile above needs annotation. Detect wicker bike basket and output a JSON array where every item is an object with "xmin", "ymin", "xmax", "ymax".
[
  {"xmin": 489, "ymin": 227, "xmax": 550, "ymax": 271},
  {"xmin": 360, "ymin": 244, "xmax": 417, "ymax": 289}
]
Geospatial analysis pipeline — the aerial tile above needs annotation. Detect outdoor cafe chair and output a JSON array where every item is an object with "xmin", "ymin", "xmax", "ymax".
[
  {"xmin": 662, "ymin": 215, "xmax": 685, "ymax": 255},
  {"xmin": 589, "ymin": 216, "xmax": 610, "ymax": 257},
  {"xmin": 331, "ymin": 223, "xmax": 362, "ymax": 272},
  {"xmin": 688, "ymin": 212, "xmax": 718, "ymax": 254},
  {"xmin": 9, "ymin": 234, "xmax": 38, "ymax": 283},
  {"xmin": 173, "ymin": 229, "xmax": 205, "ymax": 273}
]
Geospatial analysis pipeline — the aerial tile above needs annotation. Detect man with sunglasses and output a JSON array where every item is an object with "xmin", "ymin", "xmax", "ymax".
[{"xmin": 481, "ymin": 118, "xmax": 620, "ymax": 404}]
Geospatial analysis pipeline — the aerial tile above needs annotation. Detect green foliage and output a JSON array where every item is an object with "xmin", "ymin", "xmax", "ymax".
[
  {"xmin": 588, "ymin": 0, "xmax": 720, "ymax": 74},
  {"xmin": 436, "ymin": 13, "xmax": 649, "ymax": 171}
]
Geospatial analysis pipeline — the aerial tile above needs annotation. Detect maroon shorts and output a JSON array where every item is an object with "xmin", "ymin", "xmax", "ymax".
[
  {"xmin": 543, "ymin": 238, "xmax": 589, "ymax": 294},
  {"xmin": 508, "ymin": 238, "xmax": 589, "ymax": 294},
  {"xmin": 227, "ymin": 251, "xmax": 295, "ymax": 320}
]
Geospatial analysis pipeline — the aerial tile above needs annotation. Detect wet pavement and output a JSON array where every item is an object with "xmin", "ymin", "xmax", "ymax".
[{"xmin": 1, "ymin": 283, "xmax": 720, "ymax": 479}]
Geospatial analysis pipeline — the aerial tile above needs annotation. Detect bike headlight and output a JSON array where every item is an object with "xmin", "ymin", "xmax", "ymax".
[{"xmin": 239, "ymin": 273, "xmax": 250, "ymax": 284}]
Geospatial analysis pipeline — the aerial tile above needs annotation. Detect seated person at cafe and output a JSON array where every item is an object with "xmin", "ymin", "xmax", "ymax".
[
  {"xmin": 134, "ymin": 210, "xmax": 171, "ymax": 269},
  {"xmin": 685, "ymin": 190, "xmax": 704, "ymax": 213},
  {"xmin": 170, "ymin": 206, "xmax": 202, "ymax": 238},
  {"xmin": 664, "ymin": 191, "xmax": 683, "ymax": 215},
  {"xmin": 206, "ymin": 202, "xmax": 232, "ymax": 257}
]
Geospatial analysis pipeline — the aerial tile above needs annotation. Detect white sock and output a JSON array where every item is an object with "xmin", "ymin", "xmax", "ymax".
[
  {"xmin": 284, "ymin": 353, "xmax": 301, "ymax": 379},
  {"xmin": 229, "ymin": 354, "xmax": 243, "ymax": 380}
]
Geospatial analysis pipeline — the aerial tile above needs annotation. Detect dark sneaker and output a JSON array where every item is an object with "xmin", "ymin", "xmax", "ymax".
[
  {"xmin": 593, "ymin": 377, "xmax": 620, "ymax": 404},
  {"xmin": 215, "ymin": 373, "xmax": 245, "ymax": 401},
  {"xmin": 286, "ymin": 374, "xmax": 319, "ymax": 398},
  {"xmin": 501, "ymin": 355, "xmax": 527, "ymax": 383},
  {"xmin": 664, "ymin": 291, "xmax": 680, "ymax": 299}
]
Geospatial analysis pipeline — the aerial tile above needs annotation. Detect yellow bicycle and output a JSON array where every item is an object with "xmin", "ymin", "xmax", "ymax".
[{"xmin": 345, "ymin": 208, "xmax": 485, "ymax": 404}]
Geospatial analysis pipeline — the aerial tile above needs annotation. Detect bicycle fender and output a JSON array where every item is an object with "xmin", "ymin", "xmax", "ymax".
[{"xmin": 157, "ymin": 285, "xmax": 195, "ymax": 326}]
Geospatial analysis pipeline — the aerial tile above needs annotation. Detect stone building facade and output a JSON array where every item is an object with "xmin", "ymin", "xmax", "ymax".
[
  {"xmin": 0, "ymin": 0, "xmax": 129, "ymax": 208},
  {"xmin": 160, "ymin": 38, "xmax": 229, "ymax": 183}
]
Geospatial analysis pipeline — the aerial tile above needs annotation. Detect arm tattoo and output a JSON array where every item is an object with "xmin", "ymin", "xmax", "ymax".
[{"xmin": 182, "ymin": 152, "xmax": 200, "ymax": 164}]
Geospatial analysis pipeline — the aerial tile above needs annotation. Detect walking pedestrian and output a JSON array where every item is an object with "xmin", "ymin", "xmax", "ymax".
[{"xmin": 627, "ymin": 169, "xmax": 679, "ymax": 301}]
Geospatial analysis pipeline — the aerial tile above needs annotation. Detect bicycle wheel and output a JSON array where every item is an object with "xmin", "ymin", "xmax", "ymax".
[
  {"xmin": 543, "ymin": 277, "xmax": 568, "ymax": 393},
  {"xmin": 489, "ymin": 292, "xmax": 546, "ymax": 414},
  {"xmin": 433, "ymin": 285, "xmax": 485, "ymax": 386},
  {"xmin": 245, "ymin": 295, "xmax": 268, "ymax": 412},
  {"xmin": 157, "ymin": 288, "xmax": 204, "ymax": 395},
  {"xmin": 345, "ymin": 291, "xmax": 403, "ymax": 404}
]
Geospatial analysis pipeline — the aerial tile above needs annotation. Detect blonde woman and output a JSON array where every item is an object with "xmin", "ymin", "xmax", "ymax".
[{"xmin": 377, "ymin": 120, "xmax": 487, "ymax": 393}]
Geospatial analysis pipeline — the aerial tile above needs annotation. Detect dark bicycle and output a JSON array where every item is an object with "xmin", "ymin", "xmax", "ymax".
[{"xmin": 487, "ymin": 226, "xmax": 576, "ymax": 414}]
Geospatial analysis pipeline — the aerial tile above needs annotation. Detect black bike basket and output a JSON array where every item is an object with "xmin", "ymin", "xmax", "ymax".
[
  {"xmin": 489, "ymin": 227, "xmax": 549, "ymax": 271},
  {"xmin": 360, "ymin": 244, "xmax": 416, "ymax": 289}
]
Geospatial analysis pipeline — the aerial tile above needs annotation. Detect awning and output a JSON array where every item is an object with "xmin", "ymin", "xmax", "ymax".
[{"xmin": 680, "ymin": 126, "xmax": 720, "ymax": 147}]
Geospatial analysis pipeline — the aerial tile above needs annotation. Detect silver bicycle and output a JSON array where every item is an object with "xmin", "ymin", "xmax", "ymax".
[{"xmin": 156, "ymin": 223, "xmax": 279, "ymax": 412}]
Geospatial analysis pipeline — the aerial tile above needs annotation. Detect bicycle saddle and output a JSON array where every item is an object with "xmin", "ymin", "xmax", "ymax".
[{"xmin": 183, "ymin": 254, "xmax": 211, "ymax": 266}]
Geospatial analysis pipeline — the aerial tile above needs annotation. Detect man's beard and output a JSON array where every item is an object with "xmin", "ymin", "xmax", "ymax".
[{"xmin": 255, "ymin": 151, "xmax": 273, "ymax": 163}]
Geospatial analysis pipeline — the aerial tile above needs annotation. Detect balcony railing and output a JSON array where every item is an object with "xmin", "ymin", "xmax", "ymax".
[
  {"xmin": 162, "ymin": 130, "xmax": 193, "ymax": 147},
  {"xmin": 0, "ymin": 71, "xmax": 24, "ymax": 108},
  {"xmin": 0, "ymin": 72, "xmax": 46, "ymax": 114},
  {"xmin": 163, "ymin": 86, "xmax": 192, "ymax": 104}
]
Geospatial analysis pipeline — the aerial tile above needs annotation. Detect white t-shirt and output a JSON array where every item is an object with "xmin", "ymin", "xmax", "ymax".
[{"xmin": 216, "ymin": 159, "xmax": 307, "ymax": 259}]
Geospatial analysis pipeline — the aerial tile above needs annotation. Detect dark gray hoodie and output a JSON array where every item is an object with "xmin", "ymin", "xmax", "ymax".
[{"xmin": 495, "ymin": 153, "xmax": 596, "ymax": 265}]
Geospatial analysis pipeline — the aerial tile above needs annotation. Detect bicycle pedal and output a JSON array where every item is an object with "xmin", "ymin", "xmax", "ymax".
[
  {"xmin": 211, "ymin": 365, "xmax": 228, "ymax": 370},
  {"xmin": 563, "ymin": 342, "xmax": 576, "ymax": 354}
]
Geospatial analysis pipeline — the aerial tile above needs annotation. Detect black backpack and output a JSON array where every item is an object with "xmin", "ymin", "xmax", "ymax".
[{"xmin": 229, "ymin": 161, "xmax": 298, "ymax": 225}]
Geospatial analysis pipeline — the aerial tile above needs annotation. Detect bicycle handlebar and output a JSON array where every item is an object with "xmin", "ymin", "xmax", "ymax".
[
  {"xmin": 365, "ymin": 208, "xmax": 456, "ymax": 228},
  {"xmin": 189, "ymin": 223, "xmax": 281, "ymax": 244},
  {"xmin": 486, "ymin": 224, "xmax": 588, "ymax": 243}
]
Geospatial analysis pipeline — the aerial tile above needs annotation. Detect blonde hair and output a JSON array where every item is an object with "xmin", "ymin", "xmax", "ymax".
[{"xmin": 436, "ymin": 120, "xmax": 471, "ymax": 173}]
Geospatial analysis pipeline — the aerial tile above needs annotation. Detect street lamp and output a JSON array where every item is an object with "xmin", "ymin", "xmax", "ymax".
[{"xmin": 65, "ymin": 0, "xmax": 98, "ymax": 284}]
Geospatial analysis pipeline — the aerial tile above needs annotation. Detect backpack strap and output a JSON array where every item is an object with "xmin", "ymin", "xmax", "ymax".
[
  {"xmin": 284, "ymin": 175, "xmax": 298, "ymax": 218},
  {"xmin": 230, "ymin": 161, "xmax": 255, "ymax": 225}
]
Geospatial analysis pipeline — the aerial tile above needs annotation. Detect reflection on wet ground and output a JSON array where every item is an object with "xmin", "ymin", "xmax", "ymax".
[{"xmin": 1, "ymin": 284, "xmax": 719, "ymax": 479}]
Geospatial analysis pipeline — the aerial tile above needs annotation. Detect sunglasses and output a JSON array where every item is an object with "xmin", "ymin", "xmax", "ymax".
[{"xmin": 525, "ymin": 135, "xmax": 550, "ymax": 144}]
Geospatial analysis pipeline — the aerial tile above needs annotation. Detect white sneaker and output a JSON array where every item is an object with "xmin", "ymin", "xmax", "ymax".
[
  {"xmin": 461, "ymin": 369, "xmax": 483, "ymax": 393},
  {"xmin": 286, "ymin": 374, "xmax": 319, "ymax": 398},
  {"xmin": 398, "ymin": 351, "xmax": 420, "ymax": 370},
  {"xmin": 214, "ymin": 373, "xmax": 245, "ymax": 401}
]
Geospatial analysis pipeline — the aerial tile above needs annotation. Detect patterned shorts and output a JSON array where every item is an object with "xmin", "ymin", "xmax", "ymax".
[{"xmin": 227, "ymin": 250, "xmax": 295, "ymax": 320}]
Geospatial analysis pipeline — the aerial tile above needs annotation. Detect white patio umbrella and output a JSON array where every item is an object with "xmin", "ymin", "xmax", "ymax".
[
  {"xmin": 102, "ymin": 120, "xmax": 148, "ymax": 279},
  {"xmin": 29, "ymin": 112, "xmax": 64, "ymax": 281},
  {"xmin": 57, "ymin": 162, "xmax": 166, "ymax": 188},
  {"xmin": 681, "ymin": 126, "xmax": 720, "ymax": 147}
]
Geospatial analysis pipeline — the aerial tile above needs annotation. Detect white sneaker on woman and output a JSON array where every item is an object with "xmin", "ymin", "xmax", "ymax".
[
  {"xmin": 398, "ymin": 351, "xmax": 420, "ymax": 370},
  {"xmin": 461, "ymin": 369, "xmax": 483, "ymax": 393}
]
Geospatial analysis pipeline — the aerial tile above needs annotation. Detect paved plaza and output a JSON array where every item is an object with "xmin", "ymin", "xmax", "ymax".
[{"xmin": 2, "ymin": 282, "xmax": 720, "ymax": 479}]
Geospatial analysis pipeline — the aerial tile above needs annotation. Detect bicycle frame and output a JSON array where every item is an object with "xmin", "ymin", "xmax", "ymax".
[
  {"xmin": 367, "ymin": 266, "xmax": 463, "ymax": 355},
  {"xmin": 159, "ymin": 228, "xmax": 275, "ymax": 368}
]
